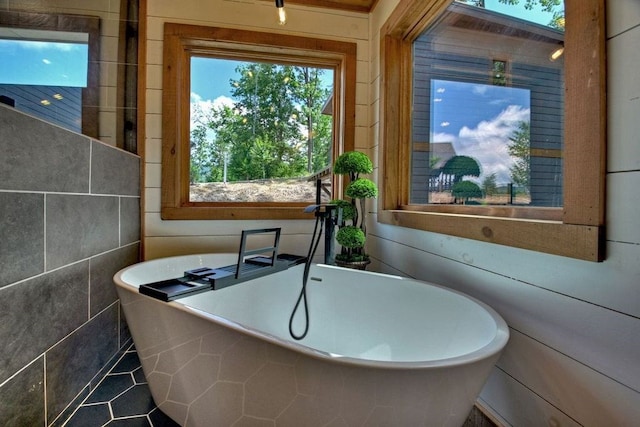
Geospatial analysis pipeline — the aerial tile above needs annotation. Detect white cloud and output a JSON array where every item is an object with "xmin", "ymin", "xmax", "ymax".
[
  {"xmin": 190, "ymin": 93, "xmax": 235, "ymax": 137},
  {"xmin": 190, "ymin": 93, "xmax": 234, "ymax": 120},
  {"xmin": 10, "ymin": 40, "xmax": 80, "ymax": 52},
  {"xmin": 42, "ymin": 58, "xmax": 51, "ymax": 64},
  {"xmin": 432, "ymin": 132, "xmax": 456, "ymax": 143},
  {"xmin": 489, "ymin": 98, "xmax": 509, "ymax": 105},
  {"xmin": 472, "ymin": 85, "xmax": 488, "ymax": 96},
  {"xmin": 452, "ymin": 105, "xmax": 530, "ymax": 184},
  {"xmin": 440, "ymin": 121, "xmax": 450, "ymax": 127},
  {"xmin": 436, "ymin": 87, "xmax": 446, "ymax": 93}
]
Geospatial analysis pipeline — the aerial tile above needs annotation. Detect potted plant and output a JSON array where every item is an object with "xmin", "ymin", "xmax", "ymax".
[{"xmin": 331, "ymin": 151, "xmax": 378, "ymax": 269}]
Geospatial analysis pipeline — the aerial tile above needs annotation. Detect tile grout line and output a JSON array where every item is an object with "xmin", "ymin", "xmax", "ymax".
[
  {"xmin": 89, "ymin": 140, "xmax": 93, "ymax": 195},
  {"xmin": 1, "ymin": 242, "xmax": 141, "ymax": 293},
  {"xmin": 60, "ymin": 342, "xmax": 134, "ymax": 427},
  {"xmin": 0, "ymin": 189, "xmax": 140, "ymax": 198},
  {"xmin": 63, "ymin": 345, "xmax": 193, "ymax": 427},
  {"xmin": 119, "ymin": 197, "xmax": 122, "ymax": 248},
  {"xmin": 87, "ymin": 257, "xmax": 92, "ymax": 321},
  {"xmin": 43, "ymin": 355, "xmax": 47, "ymax": 427},
  {"xmin": 49, "ymin": 316, "xmax": 128, "ymax": 427},
  {"xmin": 43, "ymin": 193, "xmax": 47, "ymax": 273}
]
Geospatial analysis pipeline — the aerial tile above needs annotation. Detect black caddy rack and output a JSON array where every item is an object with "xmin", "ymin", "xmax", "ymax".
[{"xmin": 139, "ymin": 228, "xmax": 306, "ymax": 301}]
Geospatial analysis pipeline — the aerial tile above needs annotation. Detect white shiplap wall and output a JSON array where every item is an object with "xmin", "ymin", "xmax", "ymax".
[
  {"xmin": 143, "ymin": 0, "xmax": 370, "ymax": 260},
  {"xmin": 367, "ymin": 1, "xmax": 640, "ymax": 426},
  {"xmin": 144, "ymin": 0, "xmax": 640, "ymax": 424}
]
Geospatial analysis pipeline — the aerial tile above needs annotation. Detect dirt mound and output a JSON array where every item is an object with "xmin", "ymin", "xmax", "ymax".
[{"xmin": 190, "ymin": 179, "xmax": 330, "ymax": 203}]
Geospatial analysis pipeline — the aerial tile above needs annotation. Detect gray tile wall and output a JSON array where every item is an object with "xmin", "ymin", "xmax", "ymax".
[{"xmin": 0, "ymin": 104, "xmax": 141, "ymax": 426}]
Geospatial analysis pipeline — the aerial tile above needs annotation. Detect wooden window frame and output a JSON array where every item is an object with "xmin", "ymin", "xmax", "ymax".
[
  {"xmin": 161, "ymin": 23, "xmax": 357, "ymax": 220},
  {"xmin": 378, "ymin": 0, "xmax": 606, "ymax": 261}
]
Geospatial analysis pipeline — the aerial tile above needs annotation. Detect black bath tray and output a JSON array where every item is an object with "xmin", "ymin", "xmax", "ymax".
[
  {"xmin": 139, "ymin": 277, "xmax": 213, "ymax": 302},
  {"xmin": 183, "ymin": 252, "xmax": 307, "ymax": 291},
  {"xmin": 139, "ymin": 228, "xmax": 307, "ymax": 302}
]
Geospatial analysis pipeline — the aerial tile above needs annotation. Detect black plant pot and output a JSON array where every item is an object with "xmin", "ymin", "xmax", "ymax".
[{"xmin": 334, "ymin": 259, "xmax": 371, "ymax": 270}]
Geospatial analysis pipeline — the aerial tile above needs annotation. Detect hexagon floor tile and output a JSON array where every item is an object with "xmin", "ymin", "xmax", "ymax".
[
  {"xmin": 62, "ymin": 344, "xmax": 180, "ymax": 427},
  {"xmin": 61, "ymin": 344, "xmax": 495, "ymax": 427}
]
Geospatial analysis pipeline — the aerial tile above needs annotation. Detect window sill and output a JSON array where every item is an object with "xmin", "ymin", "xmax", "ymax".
[
  {"xmin": 378, "ymin": 209, "xmax": 604, "ymax": 261},
  {"xmin": 161, "ymin": 205, "xmax": 314, "ymax": 221}
]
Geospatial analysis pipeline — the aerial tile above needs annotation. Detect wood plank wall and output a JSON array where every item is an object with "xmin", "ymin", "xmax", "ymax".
[{"xmin": 368, "ymin": 0, "xmax": 640, "ymax": 425}]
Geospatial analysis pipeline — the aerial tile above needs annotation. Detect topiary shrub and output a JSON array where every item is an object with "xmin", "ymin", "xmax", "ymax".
[
  {"xmin": 336, "ymin": 226, "xmax": 366, "ymax": 249},
  {"xmin": 334, "ymin": 151, "xmax": 373, "ymax": 182},
  {"xmin": 442, "ymin": 155, "xmax": 481, "ymax": 183},
  {"xmin": 331, "ymin": 151, "xmax": 378, "ymax": 265},
  {"xmin": 335, "ymin": 226, "xmax": 367, "ymax": 262},
  {"xmin": 330, "ymin": 199, "xmax": 356, "ymax": 221},
  {"xmin": 452, "ymin": 180, "xmax": 483, "ymax": 203},
  {"xmin": 346, "ymin": 178, "xmax": 378, "ymax": 199}
]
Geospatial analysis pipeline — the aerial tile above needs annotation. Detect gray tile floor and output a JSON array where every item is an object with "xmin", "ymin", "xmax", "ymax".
[{"xmin": 63, "ymin": 344, "xmax": 179, "ymax": 427}]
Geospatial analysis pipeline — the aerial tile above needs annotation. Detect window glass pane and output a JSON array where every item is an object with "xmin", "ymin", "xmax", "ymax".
[
  {"xmin": 0, "ymin": 29, "xmax": 88, "ymax": 133},
  {"xmin": 411, "ymin": 1, "xmax": 564, "ymax": 207},
  {"xmin": 0, "ymin": 33, "xmax": 88, "ymax": 86},
  {"xmin": 189, "ymin": 56, "xmax": 334, "ymax": 203}
]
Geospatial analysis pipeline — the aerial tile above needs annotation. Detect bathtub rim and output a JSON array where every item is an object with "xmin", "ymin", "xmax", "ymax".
[{"xmin": 114, "ymin": 253, "xmax": 510, "ymax": 371}]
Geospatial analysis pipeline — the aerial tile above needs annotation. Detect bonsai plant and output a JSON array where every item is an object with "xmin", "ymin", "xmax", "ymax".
[
  {"xmin": 452, "ymin": 180, "xmax": 483, "ymax": 204},
  {"xmin": 331, "ymin": 151, "xmax": 378, "ymax": 268}
]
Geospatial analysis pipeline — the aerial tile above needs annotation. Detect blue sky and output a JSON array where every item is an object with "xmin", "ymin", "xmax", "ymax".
[
  {"xmin": 189, "ymin": 56, "xmax": 334, "ymax": 133},
  {"xmin": 191, "ymin": 56, "xmax": 334, "ymax": 104},
  {"xmin": 191, "ymin": 57, "xmax": 242, "ymax": 100},
  {"xmin": 431, "ymin": 80, "xmax": 531, "ymax": 185},
  {"xmin": 484, "ymin": 0, "xmax": 561, "ymax": 27},
  {"xmin": 0, "ymin": 39, "xmax": 88, "ymax": 87}
]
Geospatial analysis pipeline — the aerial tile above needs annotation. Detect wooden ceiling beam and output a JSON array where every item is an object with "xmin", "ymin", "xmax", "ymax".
[{"xmin": 257, "ymin": 0, "xmax": 377, "ymax": 14}]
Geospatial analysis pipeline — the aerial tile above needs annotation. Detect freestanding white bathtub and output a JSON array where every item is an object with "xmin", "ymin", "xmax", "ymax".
[{"xmin": 114, "ymin": 253, "xmax": 509, "ymax": 427}]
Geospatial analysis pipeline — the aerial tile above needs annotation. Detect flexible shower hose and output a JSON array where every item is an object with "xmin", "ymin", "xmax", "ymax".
[{"xmin": 288, "ymin": 213, "xmax": 324, "ymax": 340}]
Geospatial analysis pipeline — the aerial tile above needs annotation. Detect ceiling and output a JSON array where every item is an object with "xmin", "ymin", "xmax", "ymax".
[{"xmin": 264, "ymin": 0, "xmax": 378, "ymax": 14}]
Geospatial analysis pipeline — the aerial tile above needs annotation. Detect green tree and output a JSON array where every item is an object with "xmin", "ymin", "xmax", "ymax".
[
  {"xmin": 195, "ymin": 62, "xmax": 332, "ymax": 183},
  {"xmin": 190, "ymin": 102, "xmax": 217, "ymax": 183},
  {"xmin": 190, "ymin": 124, "xmax": 209, "ymax": 183},
  {"xmin": 457, "ymin": 0, "xmax": 561, "ymax": 12},
  {"xmin": 508, "ymin": 121, "xmax": 530, "ymax": 191},
  {"xmin": 549, "ymin": 11, "xmax": 565, "ymax": 30},
  {"xmin": 452, "ymin": 180, "xmax": 483, "ymax": 203},
  {"xmin": 291, "ymin": 66, "xmax": 333, "ymax": 173},
  {"xmin": 442, "ymin": 155, "xmax": 481, "ymax": 184},
  {"xmin": 482, "ymin": 173, "xmax": 498, "ymax": 197},
  {"xmin": 464, "ymin": 0, "xmax": 485, "ymax": 6},
  {"xmin": 227, "ymin": 63, "xmax": 303, "ymax": 180},
  {"xmin": 206, "ymin": 104, "xmax": 242, "ymax": 182}
]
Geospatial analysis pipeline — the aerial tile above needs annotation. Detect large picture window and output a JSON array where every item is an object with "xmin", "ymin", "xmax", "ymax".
[
  {"xmin": 189, "ymin": 57, "xmax": 334, "ymax": 204},
  {"xmin": 162, "ymin": 24, "xmax": 356, "ymax": 220},
  {"xmin": 379, "ymin": 0, "xmax": 606, "ymax": 261}
]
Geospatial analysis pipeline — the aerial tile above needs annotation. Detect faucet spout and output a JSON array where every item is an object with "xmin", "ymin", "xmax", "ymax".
[{"xmin": 304, "ymin": 179, "xmax": 337, "ymax": 264}]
